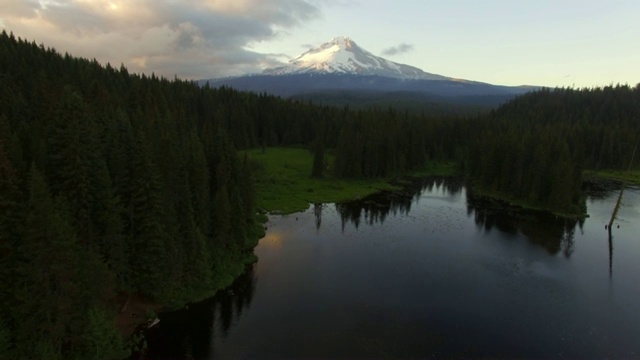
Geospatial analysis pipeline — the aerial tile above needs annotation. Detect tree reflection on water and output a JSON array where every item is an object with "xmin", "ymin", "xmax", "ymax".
[
  {"xmin": 334, "ymin": 177, "xmax": 463, "ymax": 229},
  {"xmin": 466, "ymin": 193, "xmax": 582, "ymax": 257},
  {"xmin": 332, "ymin": 177, "xmax": 582, "ymax": 257},
  {"xmin": 144, "ymin": 265, "xmax": 257, "ymax": 360}
]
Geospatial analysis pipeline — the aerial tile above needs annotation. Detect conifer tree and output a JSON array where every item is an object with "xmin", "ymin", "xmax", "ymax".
[
  {"xmin": 311, "ymin": 140, "xmax": 325, "ymax": 178},
  {"xmin": 13, "ymin": 166, "xmax": 82, "ymax": 357},
  {"xmin": 548, "ymin": 141, "xmax": 574, "ymax": 210},
  {"xmin": 78, "ymin": 307, "xmax": 128, "ymax": 360},
  {"xmin": 92, "ymin": 160, "xmax": 129, "ymax": 289},
  {"xmin": 130, "ymin": 129, "xmax": 170, "ymax": 300},
  {"xmin": 0, "ymin": 316, "xmax": 12, "ymax": 360},
  {"xmin": 47, "ymin": 88, "xmax": 97, "ymax": 243}
]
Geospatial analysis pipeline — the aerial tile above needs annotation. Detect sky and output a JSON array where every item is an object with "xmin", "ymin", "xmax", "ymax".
[{"xmin": 1, "ymin": 0, "xmax": 639, "ymax": 88}]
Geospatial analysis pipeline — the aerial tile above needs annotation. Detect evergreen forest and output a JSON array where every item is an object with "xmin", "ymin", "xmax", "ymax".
[{"xmin": 0, "ymin": 31, "xmax": 639, "ymax": 359}]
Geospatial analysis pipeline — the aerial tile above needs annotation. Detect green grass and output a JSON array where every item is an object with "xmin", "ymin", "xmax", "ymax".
[
  {"xmin": 411, "ymin": 161, "xmax": 457, "ymax": 177},
  {"xmin": 584, "ymin": 169, "xmax": 640, "ymax": 185},
  {"xmin": 244, "ymin": 147, "xmax": 399, "ymax": 214}
]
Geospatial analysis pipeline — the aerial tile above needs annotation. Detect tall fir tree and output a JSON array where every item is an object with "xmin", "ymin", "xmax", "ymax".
[
  {"xmin": 130, "ymin": 129, "xmax": 171, "ymax": 300},
  {"xmin": 12, "ymin": 166, "xmax": 84, "ymax": 358}
]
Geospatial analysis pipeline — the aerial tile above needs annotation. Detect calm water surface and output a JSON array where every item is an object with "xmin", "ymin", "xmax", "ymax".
[{"xmin": 146, "ymin": 178, "xmax": 640, "ymax": 359}]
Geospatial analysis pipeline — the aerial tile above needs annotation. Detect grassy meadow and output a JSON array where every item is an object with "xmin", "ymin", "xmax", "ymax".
[
  {"xmin": 244, "ymin": 147, "xmax": 458, "ymax": 214},
  {"xmin": 244, "ymin": 147, "xmax": 398, "ymax": 214}
]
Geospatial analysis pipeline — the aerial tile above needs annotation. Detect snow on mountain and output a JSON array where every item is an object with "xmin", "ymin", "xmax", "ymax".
[
  {"xmin": 201, "ymin": 36, "xmax": 535, "ymax": 101},
  {"xmin": 263, "ymin": 36, "xmax": 451, "ymax": 81}
]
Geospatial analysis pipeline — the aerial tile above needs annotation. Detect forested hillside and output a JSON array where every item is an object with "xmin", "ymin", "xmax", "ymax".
[
  {"xmin": 0, "ymin": 30, "xmax": 639, "ymax": 359},
  {"xmin": 0, "ymin": 31, "xmax": 275, "ymax": 359},
  {"xmin": 465, "ymin": 87, "xmax": 640, "ymax": 214}
]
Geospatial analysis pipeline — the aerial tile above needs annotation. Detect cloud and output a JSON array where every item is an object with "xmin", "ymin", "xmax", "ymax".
[
  {"xmin": 0, "ymin": 0, "xmax": 321, "ymax": 79},
  {"xmin": 382, "ymin": 42, "xmax": 414, "ymax": 56}
]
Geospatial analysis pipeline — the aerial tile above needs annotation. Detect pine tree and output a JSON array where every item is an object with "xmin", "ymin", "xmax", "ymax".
[
  {"xmin": 78, "ymin": 307, "xmax": 128, "ymax": 360},
  {"xmin": 13, "ymin": 166, "xmax": 82, "ymax": 357},
  {"xmin": 186, "ymin": 130, "xmax": 211, "ymax": 234},
  {"xmin": 548, "ymin": 141, "xmax": 574, "ymax": 211},
  {"xmin": 0, "ymin": 140, "xmax": 22, "ymax": 356},
  {"xmin": 46, "ymin": 88, "xmax": 97, "ymax": 244},
  {"xmin": 0, "ymin": 316, "xmax": 13, "ymax": 360},
  {"xmin": 130, "ymin": 129, "xmax": 171, "ymax": 300},
  {"xmin": 311, "ymin": 140, "xmax": 325, "ymax": 178},
  {"xmin": 212, "ymin": 185, "xmax": 233, "ymax": 249},
  {"xmin": 92, "ymin": 160, "xmax": 129, "ymax": 290}
]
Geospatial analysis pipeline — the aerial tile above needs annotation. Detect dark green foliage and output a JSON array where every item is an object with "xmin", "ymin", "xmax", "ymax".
[
  {"xmin": 13, "ymin": 166, "xmax": 83, "ymax": 357},
  {"xmin": 92, "ymin": 160, "xmax": 129, "ymax": 289},
  {"xmin": 0, "ymin": 139, "xmax": 22, "ymax": 280},
  {"xmin": 0, "ymin": 31, "xmax": 261, "ymax": 358},
  {"xmin": 79, "ymin": 307, "xmax": 128, "ymax": 360},
  {"xmin": 291, "ymin": 90, "xmax": 495, "ymax": 116},
  {"xmin": 129, "ymin": 129, "xmax": 171, "ymax": 300},
  {"xmin": 311, "ymin": 139, "xmax": 325, "ymax": 178},
  {"xmin": 333, "ymin": 109, "xmax": 435, "ymax": 178},
  {"xmin": 466, "ymin": 86, "xmax": 639, "ymax": 214},
  {"xmin": 0, "ymin": 317, "xmax": 13, "ymax": 360}
]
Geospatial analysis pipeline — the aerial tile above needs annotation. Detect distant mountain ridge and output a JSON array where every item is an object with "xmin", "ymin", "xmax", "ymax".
[{"xmin": 201, "ymin": 37, "xmax": 536, "ymax": 106}]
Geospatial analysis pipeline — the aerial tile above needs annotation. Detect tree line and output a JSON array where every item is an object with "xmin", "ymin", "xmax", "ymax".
[
  {"xmin": 331, "ymin": 86, "xmax": 640, "ymax": 214},
  {"xmin": 465, "ymin": 86, "xmax": 640, "ymax": 214}
]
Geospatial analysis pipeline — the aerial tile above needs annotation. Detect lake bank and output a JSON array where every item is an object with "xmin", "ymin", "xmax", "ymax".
[
  {"xmin": 245, "ymin": 147, "xmax": 456, "ymax": 214},
  {"xmin": 118, "ymin": 213, "xmax": 265, "ymax": 358},
  {"xmin": 584, "ymin": 169, "xmax": 640, "ymax": 185},
  {"xmin": 247, "ymin": 146, "xmax": 640, "ymax": 219}
]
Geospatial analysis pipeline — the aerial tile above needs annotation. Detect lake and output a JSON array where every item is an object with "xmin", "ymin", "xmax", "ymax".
[{"xmin": 145, "ymin": 178, "xmax": 640, "ymax": 359}]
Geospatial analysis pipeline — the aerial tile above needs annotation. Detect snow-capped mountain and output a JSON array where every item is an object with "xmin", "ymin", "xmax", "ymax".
[
  {"xmin": 263, "ymin": 36, "xmax": 450, "ymax": 81},
  {"xmin": 201, "ymin": 36, "xmax": 536, "ymax": 108}
]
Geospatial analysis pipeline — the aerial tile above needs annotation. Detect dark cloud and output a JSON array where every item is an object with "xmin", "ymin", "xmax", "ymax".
[
  {"xmin": 382, "ymin": 43, "xmax": 414, "ymax": 56},
  {"xmin": 0, "ymin": 0, "xmax": 321, "ymax": 79}
]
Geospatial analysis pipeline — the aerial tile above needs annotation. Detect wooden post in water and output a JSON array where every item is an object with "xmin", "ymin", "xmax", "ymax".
[
  {"xmin": 606, "ymin": 131, "xmax": 638, "ymax": 277},
  {"xmin": 607, "ymin": 132, "xmax": 638, "ymax": 232},
  {"xmin": 608, "ymin": 232, "xmax": 613, "ymax": 278},
  {"xmin": 607, "ymin": 186, "xmax": 624, "ymax": 232},
  {"xmin": 607, "ymin": 184, "xmax": 623, "ymax": 278}
]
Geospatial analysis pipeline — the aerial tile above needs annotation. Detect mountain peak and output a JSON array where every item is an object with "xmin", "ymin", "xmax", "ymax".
[
  {"xmin": 329, "ymin": 36, "xmax": 354, "ymax": 48},
  {"xmin": 263, "ymin": 37, "xmax": 450, "ymax": 81}
]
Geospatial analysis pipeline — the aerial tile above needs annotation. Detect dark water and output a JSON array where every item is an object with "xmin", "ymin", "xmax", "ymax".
[{"xmin": 146, "ymin": 178, "xmax": 640, "ymax": 359}]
